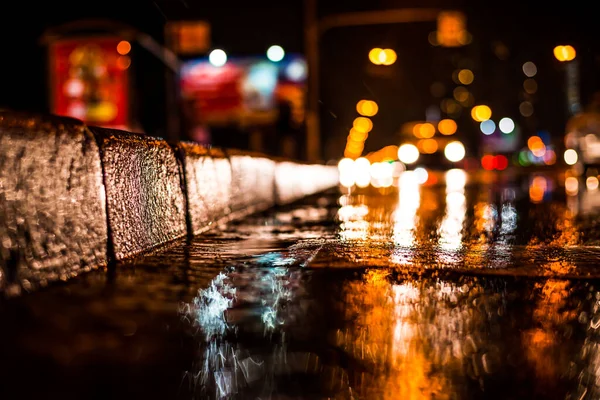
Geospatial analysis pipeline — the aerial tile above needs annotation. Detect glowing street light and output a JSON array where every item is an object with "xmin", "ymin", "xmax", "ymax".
[
  {"xmin": 356, "ymin": 100, "xmax": 379, "ymax": 117},
  {"xmin": 209, "ymin": 49, "xmax": 227, "ymax": 67},
  {"xmin": 553, "ymin": 45, "xmax": 576, "ymax": 62},
  {"xmin": 368, "ymin": 48, "xmax": 397, "ymax": 66},
  {"xmin": 267, "ymin": 45, "xmax": 285, "ymax": 62}
]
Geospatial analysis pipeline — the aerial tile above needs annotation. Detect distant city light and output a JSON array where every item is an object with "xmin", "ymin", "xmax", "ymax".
[
  {"xmin": 480, "ymin": 119, "xmax": 496, "ymax": 135},
  {"xmin": 565, "ymin": 176, "xmax": 579, "ymax": 195},
  {"xmin": 117, "ymin": 40, "xmax": 131, "ymax": 55},
  {"xmin": 587, "ymin": 176, "xmax": 599, "ymax": 191},
  {"xmin": 438, "ymin": 119, "xmax": 457, "ymax": 135},
  {"xmin": 519, "ymin": 101, "xmax": 534, "ymax": 117},
  {"xmin": 523, "ymin": 78, "xmax": 538, "ymax": 94},
  {"xmin": 499, "ymin": 117, "xmax": 515, "ymax": 134},
  {"xmin": 266, "ymin": 45, "xmax": 285, "ymax": 62},
  {"xmin": 398, "ymin": 143, "xmax": 419, "ymax": 164},
  {"xmin": 209, "ymin": 49, "xmax": 227, "ymax": 67},
  {"xmin": 285, "ymin": 59, "xmax": 307, "ymax": 81},
  {"xmin": 369, "ymin": 48, "xmax": 397, "ymax": 65},
  {"xmin": 414, "ymin": 167, "xmax": 429, "ymax": 184},
  {"xmin": 356, "ymin": 100, "xmax": 378, "ymax": 117},
  {"xmin": 471, "ymin": 105, "xmax": 492, "ymax": 122},
  {"xmin": 554, "ymin": 45, "xmax": 576, "ymax": 62},
  {"xmin": 457, "ymin": 69, "xmax": 474, "ymax": 85},
  {"xmin": 522, "ymin": 61, "xmax": 537, "ymax": 77},
  {"xmin": 444, "ymin": 141, "xmax": 466, "ymax": 162},
  {"xmin": 564, "ymin": 149, "xmax": 578, "ymax": 165}
]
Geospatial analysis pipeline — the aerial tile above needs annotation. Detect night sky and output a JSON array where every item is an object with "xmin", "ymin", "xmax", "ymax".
[{"xmin": 0, "ymin": 0, "xmax": 597, "ymax": 159}]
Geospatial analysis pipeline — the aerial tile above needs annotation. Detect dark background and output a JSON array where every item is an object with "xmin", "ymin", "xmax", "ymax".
[{"xmin": 0, "ymin": 0, "xmax": 597, "ymax": 160}]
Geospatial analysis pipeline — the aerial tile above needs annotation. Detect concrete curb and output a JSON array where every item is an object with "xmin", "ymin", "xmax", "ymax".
[{"xmin": 0, "ymin": 112, "xmax": 338, "ymax": 295}]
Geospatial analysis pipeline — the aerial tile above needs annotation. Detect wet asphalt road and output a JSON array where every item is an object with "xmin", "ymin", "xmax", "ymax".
[{"xmin": 2, "ymin": 169, "xmax": 600, "ymax": 399}]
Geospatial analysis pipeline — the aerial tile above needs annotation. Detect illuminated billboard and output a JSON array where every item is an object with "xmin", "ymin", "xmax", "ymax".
[
  {"xmin": 179, "ymin": 54, "xmax": 307, "ymax": 131},
  {"xmin": 49, "ymin": 36, "xmax": 131, "ymax": 130}
]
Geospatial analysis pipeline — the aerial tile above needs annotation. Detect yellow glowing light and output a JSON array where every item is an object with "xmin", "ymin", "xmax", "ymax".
[
  {"xmin": 349, "ymin": 128, "xmax": 368, "ymax": 142},
  {"xmin": 368, "ymin": 47, "xmax": 396, "ymax": 66},
  {"xmin": 398, "ymin": 143, "xmax": 420, "ymax": 164},
  {"xmin": 564, "ymin": 149, "xmax": 578, "ymax": 165},
  {"xmin": 382, "ymin": 49, "xmax": 397, "ymax": 65},
  {"xmin": 418, "ymin": 122, "xmax": 435, "ymax": 139},
  {"xmin": 471, "ymin": 105, "xmax": 492, "ymax": 122},
  {"xmin": 117, "ymin": 40, "xmax": 131, "ymax": 55},
  {"xmin": 369, "ymin": 48, "xmax": 383, "ymax": 65},
  {"xmin": 438, "ymin": 119, "xmax": 457, "ymax": 135},
  {"xmin": 554, "ymin": 45, "xmax": 576, "ymax": 62},
  {"xmin": 457, "ymin": 69, "xmax": 474, "ymax": 85},
  {"xmin": 353, "ymin": 117, "xmax": 373, "ymax": 133},
  {"xmin": 356, "ymin": 100, "xmax": 379, "ymax": 117}
]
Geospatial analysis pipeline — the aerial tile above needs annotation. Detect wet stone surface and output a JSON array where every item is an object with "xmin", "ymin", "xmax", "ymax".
[
  {"xmin": 3, "ymin": 171, "xmax": 600, "ymax": 399},
  {"xmin": 0, "ymin": 112, "xmax": 108, "ymax": 294},
  {"xmin": 91, "ymin": 127, "xmax": 187, "ymax": 260}
]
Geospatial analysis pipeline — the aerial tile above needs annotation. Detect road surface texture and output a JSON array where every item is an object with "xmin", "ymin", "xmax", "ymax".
[{"xmin": 2, "ymin": 169, "xmax": 600, "ymax": 400}]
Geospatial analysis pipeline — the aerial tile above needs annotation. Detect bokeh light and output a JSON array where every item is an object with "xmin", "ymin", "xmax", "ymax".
[
  {"xmin": 565, "ymin": 176, "xmax": 579, "ymax": 195},
  {"xmin": 438, "ymin": 119, "xmax": 457, "ymax": 135},
  {"xmin": 457, "ymin": 69, "xmax": 474, "ymax": 85},
  {"xmin": 209, "ymin": 49, "xmax": 227, "ymax": 67},
  {"xmin": 471, "ymin": 105, "xmax": 492, "ymax": 122},
  {"xmin": 353, "ymin": 117, "xmax": 373, "ymax": 133},
  {"xmin": 398, "ymin": 143, "xmax": 419, "ymax": 164},
  {"xmin": 554, "ymin": 45, "xmax": 576, "ymax": 62},
  {"xmin": 519, "ymin": 101, "xmax": 534, "ymax": 117},
  {"xmin": 499, "ymin": 117, "xmax": 515, "ymax": 134},
  {"xmin": 444, "ymin": 141, "xmax": 465, "ymax": 162},
  {"xmin": 564, "ymin": 149, "xmax": 578, "ymax": 165},
  {"xmin": 480, "ymin": 119, "xmax": 496, "ymax": 135},
  {"xmin": 522, "ymin": 61, "xmax": 537, "ymax": 77},
  {"xmin": 523, "ymin": 79, "xmax": 538, "ymax": 94},
  {"xmin": 587, "ymin": 176, "xmax": 599, "ymax": 191},
  {"xmin": 356, "ymin": 100, "xmax": 379, "ymax": 117},
  {"xmin": 266, "ymin": 45, "xmax": 285, "ymax": 62},
  {"xmin": 116, "ymin": 40, "xmax": 131, "ymax": 55}
]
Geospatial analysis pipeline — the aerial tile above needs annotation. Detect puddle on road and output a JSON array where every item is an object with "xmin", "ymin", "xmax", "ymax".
[
  {"xmin": 5, "ymin": 171, "xmax": 600, "ymax": 399},
  {"xmin": 183, "ymin": 263, "xmax": 600, "ymax": 400}
]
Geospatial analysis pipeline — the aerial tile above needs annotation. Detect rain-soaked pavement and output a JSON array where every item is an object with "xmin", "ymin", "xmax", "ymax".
[{"xmin": 3, "ymin": 169, "xmax": 600, "ymax": 399}]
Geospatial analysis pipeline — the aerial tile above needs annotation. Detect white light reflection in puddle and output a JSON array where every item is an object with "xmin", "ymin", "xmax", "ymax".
[
  {"xmin": 437, "ymin": 169, "xmax": 467, "ymax": 264},
  {"xmin": 338, "ymin": 203, "xmax": 370, "ymax": 241},
  {"xmin": 181, "ymin": 250, "xmax": 314, "ymax": 399},
  {"xmin": 391, "ymin": 171, "xmax": 421, "ymax": 265}
]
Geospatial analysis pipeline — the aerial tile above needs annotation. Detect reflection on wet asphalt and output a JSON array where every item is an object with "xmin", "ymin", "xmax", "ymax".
[{"xmin": 3, "ymin": 170, "xmax": 600, "ymax": 399}]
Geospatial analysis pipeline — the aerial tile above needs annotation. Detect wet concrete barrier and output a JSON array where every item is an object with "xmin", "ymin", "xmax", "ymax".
[
  {"xmin": 90, "ymin": 127, "xmax": 188, "ymax": 261},
  {"xmin": 175, "ymin": 143, "xmax": 232, "ymax": 235},
  {"xmin": 0, "ymin": 113, "xmax": 109, "ymax": 295},
  {"xmin": 0, "ymin": 112, "xmax": 338, "ymax": 294},
  {"xmin": 226, "ymin": 149, "xmax": 277, "ymax": 217},
  {"xmin": 275, "ymin": 161, "xmax": 340, "ymax": 205}
]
